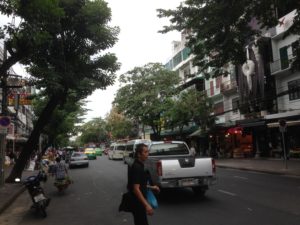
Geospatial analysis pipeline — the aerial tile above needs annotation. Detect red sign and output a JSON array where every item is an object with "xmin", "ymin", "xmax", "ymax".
[{"xmin": 8, "ymin": 93, "xmax": 31, "ymax": 106}]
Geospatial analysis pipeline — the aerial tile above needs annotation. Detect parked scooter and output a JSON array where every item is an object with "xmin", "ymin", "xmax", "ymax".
[{"xmin": 16, "ymin": 170, "xmax": 50, "ymax": 218}]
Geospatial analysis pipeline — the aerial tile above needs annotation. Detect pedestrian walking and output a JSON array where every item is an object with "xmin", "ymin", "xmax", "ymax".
[{"xmin": 127, "ymin": 143, "xmax": 160, "ymax": 225}]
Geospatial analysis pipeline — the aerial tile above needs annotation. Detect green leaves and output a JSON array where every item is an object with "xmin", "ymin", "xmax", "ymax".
[
  {"xmin": 114, "ymin": 63, "xmax": 180, "ymax": 136},
  {"xmin": 158, "ymin": 0, "xmax": 300, "ymax": 77}
]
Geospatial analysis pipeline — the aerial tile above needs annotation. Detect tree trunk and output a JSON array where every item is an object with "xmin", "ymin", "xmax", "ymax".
[{"xmin": 5, "ymin": 92, "xmax": 65, "ymax": 183}]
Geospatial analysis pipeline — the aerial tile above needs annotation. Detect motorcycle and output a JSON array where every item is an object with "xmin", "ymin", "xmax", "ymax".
[{"xmin": 16, "ymin": 170, "xmax": 50, "ymax": 218}]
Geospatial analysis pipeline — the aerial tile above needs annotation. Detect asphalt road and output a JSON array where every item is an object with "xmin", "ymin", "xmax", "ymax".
[{"xmin": 1, "ymin": 156, "xmax": 300, "ymax": 225}]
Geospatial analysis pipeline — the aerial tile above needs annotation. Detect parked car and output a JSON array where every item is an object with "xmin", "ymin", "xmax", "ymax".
[
  {"xmin": 145, "ymin": 140, "xmax": 216, "ymax": 196},
  {"xmin": 69, "ymin": 152, "xmax": 89, "ymax": 168},
  {"xmin": 108, "ymin": 142, "xmax": 126, "ymax": 160},
  {"xmin": 84, "ymin": 148, "xmax": 97, "ymax": 160},
  {"xmin": 123, "ymin": 139, "xmax": 151, "ymax": 165}
]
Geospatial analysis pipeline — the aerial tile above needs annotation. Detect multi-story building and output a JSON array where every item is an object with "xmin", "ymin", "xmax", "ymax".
[
  {"xmin": 265, "ymin": 8, "xmax": 300, "ymax": 158},
  {"xmin": 0, "ymin": 46, "xmax": 34, "ymax": 154}
]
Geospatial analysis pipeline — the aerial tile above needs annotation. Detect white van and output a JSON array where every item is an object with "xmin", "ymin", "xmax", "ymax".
[
  {"xmin": 108, "ymin": 142, "xmax": 126, "ymax": 160},
  {"xmin": 123, "ymin": 139, "xmax": 151, "ymax": 164}
]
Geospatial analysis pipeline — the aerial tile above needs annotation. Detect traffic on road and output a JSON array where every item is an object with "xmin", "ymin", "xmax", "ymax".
[{"xmin": 1, "ymin": 141, "xmax": 299, "ymax": 225}]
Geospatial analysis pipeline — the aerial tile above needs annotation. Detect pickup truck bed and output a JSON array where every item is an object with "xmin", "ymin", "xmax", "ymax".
[{"xmin": 145, "ymin": 141, "xmax": 216, "ymax": 195}]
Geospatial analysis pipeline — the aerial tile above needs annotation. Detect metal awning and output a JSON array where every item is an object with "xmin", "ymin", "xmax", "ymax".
[
  {"xmin": 267, "ymin": 120, "xmax": 300, "ymax": 128},
  {"xmin": 239, "ymin": 121, "xmax": 265, "ymax": 128}
]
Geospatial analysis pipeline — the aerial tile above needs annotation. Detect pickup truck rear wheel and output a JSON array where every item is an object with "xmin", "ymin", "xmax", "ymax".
[{"xmin": 192, "ymin": 187, "xmax": 206, "ymax": 197}]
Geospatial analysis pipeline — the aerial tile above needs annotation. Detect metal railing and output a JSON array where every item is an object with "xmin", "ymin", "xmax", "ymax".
[
  {"xmin": 220, "ymin": 81, "xmax": 237, "ymax": 93},
  {"xmin": 270, "ymin": 55, "xmax": 296, "ymax": 74}
]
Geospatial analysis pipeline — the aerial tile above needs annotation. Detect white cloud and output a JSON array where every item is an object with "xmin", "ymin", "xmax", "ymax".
[{"xmin": 85, "ymin": 0, "xmax": 182, "ymax": 121}]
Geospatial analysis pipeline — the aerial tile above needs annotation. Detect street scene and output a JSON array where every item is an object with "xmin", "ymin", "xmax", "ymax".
[
  {"xmin": 1, "ymin": 156, "xmax": 300, "ymax": 225},
  {"xmin": 1, "ymin": 1, "xmax": 300, "ymax": 225}
]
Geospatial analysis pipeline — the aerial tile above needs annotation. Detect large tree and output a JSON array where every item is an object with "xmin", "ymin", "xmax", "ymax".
[
  {"xmin": 113, "ymin": 63, "xmax": 180, "ymax": 139},
  {"xmin": 166, "ymin": 88, "xmax": 214, "ymax": 134},
  {"xmin": 5, "ymin": 0, "xmax": 120, "ymax": 182},
  {"xmin": 77, "ymin": 117, "xmax": 108, "ymax": 145},
  {"xmin": 105, "ymin": 107, "xmax": 137, "ymax": 140},
  {"xmin": 32, "ymin": 92, "xmax": 86, "ymax": 149}
]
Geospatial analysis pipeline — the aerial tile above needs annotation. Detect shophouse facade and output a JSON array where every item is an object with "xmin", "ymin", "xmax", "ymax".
[
  {"xmin": 162, "ymin": 5, "xmax": 300, "ymax": 159},
  {"xmin": 0, "ymin": 45, "xmax": 34, "ymax": 155}
]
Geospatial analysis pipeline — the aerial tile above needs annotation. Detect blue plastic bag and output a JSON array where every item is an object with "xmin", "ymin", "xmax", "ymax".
[{"xmin": 146, "ymin": 189, "xmax": 158, "ymax": 209}]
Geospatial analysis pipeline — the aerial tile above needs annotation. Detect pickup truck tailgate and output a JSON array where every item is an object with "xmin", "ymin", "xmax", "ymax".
[{"xmin": 161, "ymin": 157, "xmax": 213, "ymax": 179}]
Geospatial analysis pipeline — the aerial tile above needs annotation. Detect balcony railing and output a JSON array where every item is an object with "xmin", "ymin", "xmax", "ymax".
[
  {"xmin": 270, "ymin": 55, "xmax": 295, "ymax": 75},
  {"xmin": 220, "ymin": 81, "xmax": 237, "ymax": 95}
]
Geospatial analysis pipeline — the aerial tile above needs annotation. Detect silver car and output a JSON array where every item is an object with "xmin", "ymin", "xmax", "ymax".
[{"xmin": 69, "ymin": 152, "xmax": 89, "ymax": 168}]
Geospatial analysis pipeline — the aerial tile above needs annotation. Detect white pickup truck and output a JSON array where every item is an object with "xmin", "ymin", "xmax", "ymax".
[{"xmin": 145, "ymin": 141, "xmax": 216, "ymax": 196}]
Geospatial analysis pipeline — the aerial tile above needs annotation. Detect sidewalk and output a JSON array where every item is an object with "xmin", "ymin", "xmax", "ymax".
[
  {"xmin": 216, "ymin": 158, "xmax": 300, "ymax": 177},
  {"xmin": 0, "ymin": 165, "xmax": 37, "ymax": 214},
  {"xmin": 0, "ymin": 158, "xmax": 299, "ymax": 215}
]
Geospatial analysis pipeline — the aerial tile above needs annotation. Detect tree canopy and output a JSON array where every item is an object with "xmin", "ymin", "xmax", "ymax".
[
  {"xmin": 3, "ymin": 0, "xmax": 120, "ymax": 182},
  {"xmin": 105, "ymin": 107, "xmax": 137, "ymax": 140},
  {"xmin": 77, "ymin": 117, "xmax": 108, "ymax": 145},
  {"xmin": 166, "ymin": 88, "xmax": 214, "ymax": 132},
  {"xmin": 113, "ymin": 63, "xmax": 180, "ymax": 139}
]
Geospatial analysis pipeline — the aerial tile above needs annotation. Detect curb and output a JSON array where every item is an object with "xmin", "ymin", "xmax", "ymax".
[
  {"xmin": 216, "ymin": 165, "xmax": 300, "ymax": 177},
  {"xmin": 0, "ymin": 185, "xmax": 26, "ymax": 215}
]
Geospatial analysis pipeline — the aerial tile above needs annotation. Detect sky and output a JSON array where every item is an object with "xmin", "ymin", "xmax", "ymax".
[
  {"xmin": 1, "ymin": 0, "xmax": 183, "ymax": 121},
  {"xmin": 84, "ymin": 0, "xmax": 182, "ymax": 121}
]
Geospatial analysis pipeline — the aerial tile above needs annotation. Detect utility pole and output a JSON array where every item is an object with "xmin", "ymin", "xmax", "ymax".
[{"xmin": 0, "ymin": 43, "xmax": 8, "ymax": 186}]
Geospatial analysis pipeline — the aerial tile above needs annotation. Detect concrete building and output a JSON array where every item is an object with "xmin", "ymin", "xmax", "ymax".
[{"xmin": 0, "ymin": 45, "xmax": 34, "ymax": 155}]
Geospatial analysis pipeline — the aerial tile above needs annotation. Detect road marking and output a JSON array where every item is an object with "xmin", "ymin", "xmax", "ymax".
[
  {"xmin": 218, "ymin": 189, "xmax": 237, "ymax": 196},
  {"xmin": 233, "ymin": 175, "xmax": 248, "ymax": 180}
]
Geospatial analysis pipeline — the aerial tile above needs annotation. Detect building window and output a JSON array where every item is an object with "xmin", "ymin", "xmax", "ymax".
[
  {"xmin": 279, "ymin": 46, "xmax": 289, "ymax": 70},
  {"xmin": 216, "ymin": 76, "xmax": 222, "ymax": 89},
  {"xmin": 288, "ymin": 79, "xmax": 300, "ymax": 100},
  {"xmin": 232, "ymin": 97, "xmax": 239, "ymax": 113},
  {"xmin": 291, "ymin": 41, "xmax": 299, "ymax": 57},
  {"xmin": 214, "ymin": 102, "xmax": 224, "ymax": 115},
  {"xmin": 210, "ymin": 81, "xmax": 214, "ymax": 96}
]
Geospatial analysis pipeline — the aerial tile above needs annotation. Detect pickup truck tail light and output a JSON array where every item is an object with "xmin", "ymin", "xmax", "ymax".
[
  {"xmin": 156, "ymin": 161, "xmax": 162, "ymax": 177},
  {"xmin": 212, "ymin": 159, "xmax": 216, "ymax": 173}
]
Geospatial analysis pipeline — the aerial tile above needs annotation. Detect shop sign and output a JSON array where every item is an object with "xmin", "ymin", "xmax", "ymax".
[{"xmin": 8, "ymin": 93, "xmax": 32, "ymax": 106}]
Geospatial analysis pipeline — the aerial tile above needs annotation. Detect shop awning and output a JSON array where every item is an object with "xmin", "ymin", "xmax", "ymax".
[
  {"xmin": 267, "ymin": 120, "xmax": 300, "ymax": 128},
  {"xmin": 6, "ymin": 135, "xmax": 28, "ymax": 142},
  {"xmin": 239, "ymin": 121, "xmax": 265, "ymax": 128}
]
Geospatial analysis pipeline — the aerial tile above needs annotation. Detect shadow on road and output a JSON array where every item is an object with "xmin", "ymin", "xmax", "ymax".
[{"xmin": 157, "ymin": 188, "xmax": 215, "ymax": 205}]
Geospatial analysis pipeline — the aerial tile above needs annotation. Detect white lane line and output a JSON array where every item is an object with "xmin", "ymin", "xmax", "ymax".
[
  {"xmin": 218, "ymin": 189, "xmax": 237, "ymax": 196},
  {"xmin": 233, "ymin": 175, "xmax": 248, "ymax": 180}
]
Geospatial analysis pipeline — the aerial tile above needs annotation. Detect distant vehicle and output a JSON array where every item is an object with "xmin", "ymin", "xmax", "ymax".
[
  {"xmin": 108, "ymin": 142, "xmax": 126, "ymax": 160},
  {"xmin": 94, "ymin": 147, "xmax": 103, "ymax": 156},
  {"xmin": 64, "ymin": 146, "xmax": 77, "ymax": 163},
  {"xmin": 69, "ymin": 152, "xmax": 89, "ymax": 168},
  {"xmin": 123, "ymin": 139, "xmax": 151, "ymax": 165},
  {"xmin": 145, "ymin": 140, "xmax": 216, "ymax": 196},
  {"xmin": 84, "ymin": 148, "xmax": 97, "ymax": 160}
]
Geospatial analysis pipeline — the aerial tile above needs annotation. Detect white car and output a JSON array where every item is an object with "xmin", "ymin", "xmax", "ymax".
[{"xmin": 69, "ymin": 152, "xmax": 89, "ymax": 168}]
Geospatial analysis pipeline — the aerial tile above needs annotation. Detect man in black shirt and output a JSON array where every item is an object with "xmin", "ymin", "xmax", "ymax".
[{"xmin": 127, "ymin": 143, "xmax": 159, "ymax": 225}]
